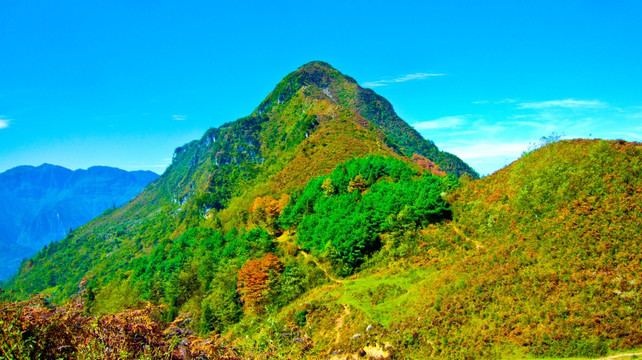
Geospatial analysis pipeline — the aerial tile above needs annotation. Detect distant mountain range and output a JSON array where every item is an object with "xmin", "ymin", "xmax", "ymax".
[{"xmin": 0, "ymin": 164, "xmax": 158, "ymax": 280}]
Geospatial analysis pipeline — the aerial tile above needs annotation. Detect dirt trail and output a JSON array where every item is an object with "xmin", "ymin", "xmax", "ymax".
[
  {"xmin": 277, "ymin": 230, "xmax": 342, "ymax": 284},
  {"xmin": 278, "ymin": 230, "xmax": 351, "ymax": 345},
  {"xmin": 299, "ymin": 249, "xmax": 342, "ymax": 284},
  {"xmin": 596, "ymin": 353, "xmax": 642, "ymax": 360},
  {"xmin": 334, "ymin": 304, "xmax": 351, "ymax": 343},
  {"xmin": 451, "ymin": 225, "xmax": 484, "ymax": 250}
]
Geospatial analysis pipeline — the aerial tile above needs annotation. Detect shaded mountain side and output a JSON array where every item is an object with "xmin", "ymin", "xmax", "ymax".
[
  {"xmin": 0, "ymin": 164, "xmax": 158, "ymax": 280},
  {"xmin": 0, "ymin": 241, "xmax": 34, "ymax": 284}
]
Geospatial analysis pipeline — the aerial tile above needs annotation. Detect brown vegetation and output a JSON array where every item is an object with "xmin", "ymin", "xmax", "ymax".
[
  {"xmin": 0, "ymin": 290, "xmax": 241, "ymax": 359},
  {"xmin": 412, "ymin": 153, "xmax": 446, "ymax": 176},
  {"xmin": 237, "ymin": 253, "xmax": 284, "ymax": 314}
]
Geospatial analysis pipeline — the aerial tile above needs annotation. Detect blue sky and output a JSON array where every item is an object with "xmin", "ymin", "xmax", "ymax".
[{"xmin": 1, "ymin": 1, "xmax": 641, "ymax": 176}]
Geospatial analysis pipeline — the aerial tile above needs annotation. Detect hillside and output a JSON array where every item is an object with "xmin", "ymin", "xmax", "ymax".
[
  {"xmin": 0, "ymin": 164, "xmax": 158, "ymax": 280},
  {"xmin": 3, "ymin": 63, "xmax": 639, "ymax": 360},
  {"xmin": 436, "ymin": 139, "xmax": 642, "ymax": 358},
  {"xmin": 3, "ymin": 61, "xmax": 474, "ymax": 302},
  {"xmin": 280, "ymin": 139, "xmax": 640, "ymax": 360}
]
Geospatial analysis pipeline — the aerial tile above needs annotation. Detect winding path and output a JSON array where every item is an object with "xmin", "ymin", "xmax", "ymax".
[
  {"xmin": 451, "ymin": 225, "xmax": 484, "ymax": 250},
  {"xmin": 334, "ymin": 304, "xmax": 351, "ymax": 344},
  {"xmin": 596, "ymin": 353, "xmax": 642, "ymax": 360},
  {"xmin": 277, "ymin": 231, "xmax": 353, "ymax": 346},
  {"xmin": 299, "ymin": 249, "xmax": 342, "ymax": 284},
  {"xmin": 277, "ymin": 230, "xmax": 342, "ymax": 284}
]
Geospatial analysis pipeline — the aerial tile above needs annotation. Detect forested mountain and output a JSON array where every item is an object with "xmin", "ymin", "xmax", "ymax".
[
  {"xmin": 0, "ymin": 164, "xmax": 158, "ymax": 280},
  {"xmin": 4, "ymin": 61, "xmax": 476, "ymax": 301},
  {"xmin": 2, "ymin": 62, "xmax": 640, "ymax": 360}
]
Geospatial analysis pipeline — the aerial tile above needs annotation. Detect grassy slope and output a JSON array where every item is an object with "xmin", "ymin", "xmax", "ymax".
[
  {"xmin": 260, "ymin": 139, "xmax": 641, "ymax": 360},
  {"xmin": 441, "ymin": 139, "xmax": 642, "ymax": 358}
]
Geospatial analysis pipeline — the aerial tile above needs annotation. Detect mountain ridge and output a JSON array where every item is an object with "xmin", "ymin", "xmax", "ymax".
[{"xmin": 0, "ymin": 164, "xmax": 158, "ymax": 280}]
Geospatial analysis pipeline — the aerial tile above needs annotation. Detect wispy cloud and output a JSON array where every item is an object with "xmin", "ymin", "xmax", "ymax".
[
  {"xmin": 412, "ymin": 115, "xmax": 466, "ymax": 130},
  {"xmin": 607, "ymin": 131, "xmax": 641, "ymax": 139},
  {"xmin": 473, "ymin": 98, "xmax": 517, "ymax": 105},
  {"xmin": 0, "ymin": 116, "xmax": 11, "ymax": 129},
  {"xmin": 362, "ymin": 72, "xmax": 445, "ymax": 88},
  {"xmin": 518, "ymin": 99, "xmax": 607, "ymax": 109},
  {"xmin": 172, "ymin": 115, "xmax": 187, "ymax": 121},
  {"xmin": 629, "ymin": 111, "xmax": 642, "ymax": 119},
  {"xmin": 508, "ymin": 120, "xmax": 557, "ymax": 130},
  {"xmin": 473, "ymin": 120, "xmax": 506, "ymax": 134}
]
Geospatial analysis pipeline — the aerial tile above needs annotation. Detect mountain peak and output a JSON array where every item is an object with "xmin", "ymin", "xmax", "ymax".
[
  {"xmin": 256, "ymin": 62, "xmax": 355, "ymax": 112},
  {"xmin": 266, "ymin": 61, "xmax": 348, "ymax": 92},
  {"xmin": 295, "ymin": 61, "xmax": 357, "ymax": 86},
  {"xmin": 256, "ymin": 61, "xmax": 478, "ymax": 179},
  {"xmin": 291, "ymin": 60, "xmax": 348, "ymax": 80},
  {"xmin": 297, "ymin": 60, "xmax": 335, "ymax": 71}
]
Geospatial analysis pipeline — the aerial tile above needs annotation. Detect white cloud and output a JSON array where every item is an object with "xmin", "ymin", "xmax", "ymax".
[
  {"xmin": 473, "ymin": 121, "xmax": 506, "ymax": 134},
  {"xmin": 362, "ymin": 72, "xmax": 445, "ymax": 88},
  {"xmin": 412, "ymin": 115, "xmax": 466, "ymax": 130},
  {"xmin": 172, "ymin": 115, "xmax": 187, "ymax": 121},
  {"xmin": 435, "ymin": 140, "xmax": 533, "ymax": 176},
  {"xmin": 444, "ymin": 130, "xmax": 478, "ymax": 136},
  {"xmin": 445, "ymin": 141, "xmax": 531, "ymax": 160},
  {"xmin": 518, "ymin": 99, "xmax": 607, "ymax": 109},
  {"xmin": 0, "ymin": 116, "xmax": 10, "ymax": 129}
]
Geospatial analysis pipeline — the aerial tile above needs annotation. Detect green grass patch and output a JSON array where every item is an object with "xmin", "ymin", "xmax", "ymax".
[{"xmin": 331, "ymin": 266, "xmax": 437, "ymax": 327}]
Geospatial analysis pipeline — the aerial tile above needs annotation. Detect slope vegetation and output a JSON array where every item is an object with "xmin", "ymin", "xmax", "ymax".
[
  {"xmin": 286, "ymin": 139, "xmax": 641, "ymax": 359},
  {"xmin": 2, "ymin": 135, "xmax": 640, "ymax": 359},
  {"xmin": 4, "ymin": 62, "xmax": 472, "ymax": 304},
  {"xmin": 437, "ymin": 139, "xmax": 642, "ymax": 358}
]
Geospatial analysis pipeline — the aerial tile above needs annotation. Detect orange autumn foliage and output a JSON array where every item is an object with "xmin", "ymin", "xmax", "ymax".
[
  {"xmin": 236, "ymin": 253, "xmax": 284, "ymax": 314},
  {"xmin": 248, "ymin": 194, "xmax": 290, "ymax": 233},
  {"xmin": 412, "ymin": 153, "xmax": 446, "ymax": 176}
]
